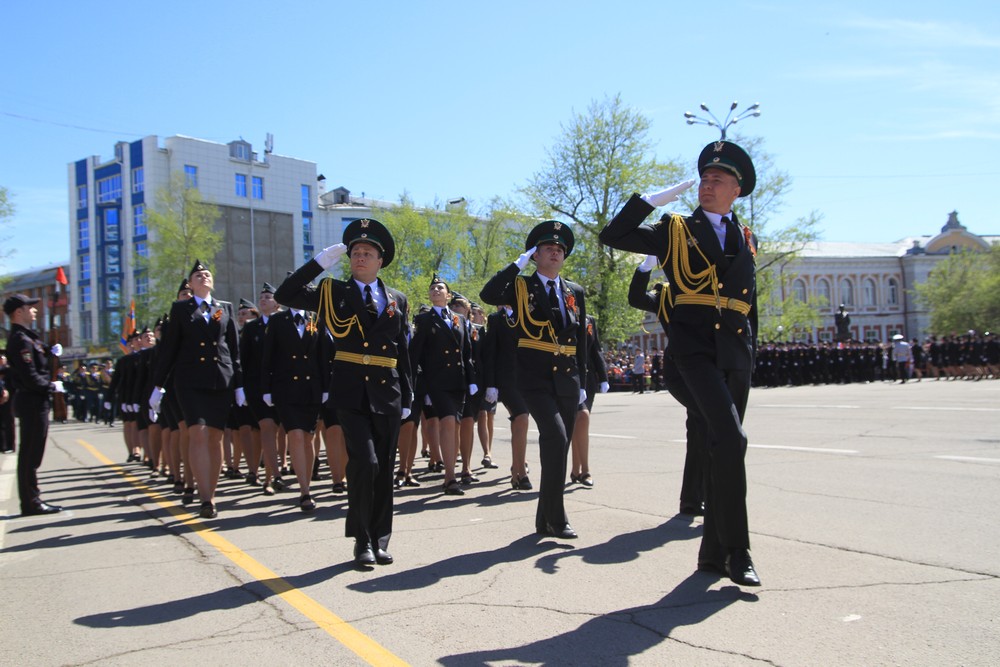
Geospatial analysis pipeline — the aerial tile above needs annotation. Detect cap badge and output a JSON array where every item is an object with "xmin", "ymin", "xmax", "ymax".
[
  {"xmin": 361, "ymin": 219, "xmax": 370, "ymax": 228},
  {"xmin": 713, "ymin": 141, "xmax": 725, "ymax": 152},
  {"xmin": 553, "ymin": 222, "xmax": 562, "ymax": 230}
]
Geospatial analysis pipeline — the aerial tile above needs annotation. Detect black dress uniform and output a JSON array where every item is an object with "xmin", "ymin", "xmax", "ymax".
[
  {"xmin": 275, "ymin": 218, "xmax": 412, "ymax": 562},
  {"xmin": 153, "ymin": 292, "xmax": 242, "ymax": 430},
  {"xmin": 482, "ymin": 307, "xmax": 528, "ymax": 419},
  {"xmin": 409, "ymin": 301, "xmax": 475, "ymax": 421},
  {"xmin": 581, "ymin": 315, "xmax": 609, "ymax": 411},
  {"xmin": 241, "ymin": 285, "xmax": 279, "ymax": 426},
  {"xmin": 4, "ymin": 294, "xmax": 61, "ymax": 515},
  {"xmin": 260, "ymin": 308, "xmax": 322, "ymax": 432},
  {"xmin": 600, "ymin": 140, "xmax": 761, "ymax": 586},
  {"xmin": 480, "ymin": 220, "xmax": 588, "ymax": 538}
]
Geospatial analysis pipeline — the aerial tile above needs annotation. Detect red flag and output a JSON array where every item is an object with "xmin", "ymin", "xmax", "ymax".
[{"xmin": 55, "ymin": 266, "xmax": 69, "ymax": 285}]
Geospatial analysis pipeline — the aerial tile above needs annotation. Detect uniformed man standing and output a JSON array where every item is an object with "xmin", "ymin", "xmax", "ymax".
[
  {"xmin": 600, "ymin": 140, "xmax": 762, "ymax": 586},
  {"xmin": 4, "ymin": 294, "xmax": 64, "ymax": 515},
  {"xmin": 276, "ymin": 218, "xmax": 412, "ymax": 567},
  {"xmin": 480, "ymin": 221, "xmax": 588, "ymax": 539}
]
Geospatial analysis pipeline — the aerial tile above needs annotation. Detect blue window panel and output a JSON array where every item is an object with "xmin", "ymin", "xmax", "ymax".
[
  {"xmin": 235, "ymin": 173, "xmax": 247, "ymax": 197},
  {"xmin": 104, "ymin": 209, "xmax": 120, "ymax": 242},
  {"xmin": 252, "ymin": 176, "xmax": 263, "ymax": 200},
  {"xmin": 184, "ymin": 165, "xmax": 198, "ymax": 188}
]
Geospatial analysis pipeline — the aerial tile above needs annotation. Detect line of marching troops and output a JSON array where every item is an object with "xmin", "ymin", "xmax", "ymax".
[
  {"xmin": 102, "ymin": 248, "xmax": 610, "ymax": 526},
  {"xmin": 67, "ymin": 139, "xmax": 767, "ymax": 585}
]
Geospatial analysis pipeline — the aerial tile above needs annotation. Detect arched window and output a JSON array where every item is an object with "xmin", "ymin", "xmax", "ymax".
[
  {"xmin": 863, "ymin": 278, "xmax": 876, "ymax": 307},
  {"xmin": 817, "ymin": 278, "xmax": 831, "ymax": 306},
  {"xmin": 839, "ymin": 278, "xmax": 854, "ymax": 306},
  {"xmin": 887, "ymin": 278, "xmax": 899, "ymax": 306},
  {"xmin": 793, "ymin": 279, "xmax": 806, "ymax": 302}
]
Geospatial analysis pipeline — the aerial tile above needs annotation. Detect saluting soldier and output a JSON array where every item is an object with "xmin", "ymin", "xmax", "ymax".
[
  {"xmin": 480, "ymin": 220, "xmax": 588, "ymax": 539},
  {"xmin": 4, "ymin": 294, "xmax": 65, "ymax": 515},
  {"xmin": 408, "ymin": 276, "xmax": 478, "ymax": 495},
  {"xmin": 275, "ymin": 218, "xmax": 412, "ymax": 567},
  {"xmin": 600, "ymin": 140, "xmax": 762, "ymax": 587},
  {"xmin": 149, "ymin": 260, "xmax": 246, "ymax": 519}
]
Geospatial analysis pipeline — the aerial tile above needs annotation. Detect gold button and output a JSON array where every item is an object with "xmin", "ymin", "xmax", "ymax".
[
  {"xmin": 447, "ymin": 363, "xmax": 452, "ymax": 367},
  {"xmin": 304, "ymin": 354, "xmax": 308, "ymax": 360},
  {"xmin": 363, "ymin": 342, "xmax": 369, "ymax": 348},
  {"xmin": 717, "ymin": 282, "xmax": 724, "ymax": 289},
  {"xmin": 293, "ymin": 375, "xmax": 299, "ymax": 380},
  {"xmin": 444, "ymin": 349, "xmax": 450, "ymax": 354},
  {"xmin": 742, "ymin": 288, "xmax": 748, "ymax": 295},
  {"xmin": 552, "ymin": 366, "xmax": 558, "ymax": 372},
  {"xmin": 292, "ymin": 354, "xmax": 297, "ymax": 360},
  {"xmin": 714, "ymin": 323, "xmax": 721, "ymax": 330},
  {"xmin": 306, "ymin": 375, "xmax": 311, "ymax": 380},
  {"xmin": 213, "ymin": 342, "xmax": 218, "ymax": 346},
  {"xmin": 213, "ymin": 357, "xmax": 218, "ymax": 361},
  {"xmin": 737, "ymin": 328, "xmax": 743, "ymax": 334},
  {"xmin": 199, "ymin": 357, "xmax": 206, "ymax": 362},
  {"xmin": 382, "ymin": 345, "xmax": 387, "ymax": 350},
  {"xmin": 200, "ymin": 342, "xmax": 206, "ymax": 347},
  {"xmin": 365, "ymin": 376, "xmax": 369, "ymax": 381},
  {"xmin": 381, "ymin": 379, "xmax": 386, "ymax": 384},
  {"xmin": 558, "ymin": 345, "xmax": 566, "ymax": 354},
  {"xmin": 362, "ymin": 354, "xmax": 371, "ymax": 364}
]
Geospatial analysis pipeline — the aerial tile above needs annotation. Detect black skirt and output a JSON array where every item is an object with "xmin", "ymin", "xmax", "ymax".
[
  {"xmin": 178, "ymin": 387, "xmax": 232, "ymax": 430},
  {"xmin": 276, "ymin": 403, "xmax": 320, "ymax": 433}
]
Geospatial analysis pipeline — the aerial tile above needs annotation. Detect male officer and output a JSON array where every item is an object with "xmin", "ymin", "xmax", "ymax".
[
  {"xmin": 4, "ymin": 294, "xmax": 64, "ymax": 515},
  {"xmin": 480, "ymin": 220, "xmax": 588, "ymax": 539},
  {"xmin": 600, "ymin": 140, "xmax": 762, "ymax": 586},
  {"xmin": 276, "ymin": 218, "xmax": 412, "ymax": 567}
]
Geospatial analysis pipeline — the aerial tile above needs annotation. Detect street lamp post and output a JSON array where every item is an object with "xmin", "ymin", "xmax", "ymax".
[{"xmin": 684, "ymin": 101, "xmax": 761, "ymax": 139}]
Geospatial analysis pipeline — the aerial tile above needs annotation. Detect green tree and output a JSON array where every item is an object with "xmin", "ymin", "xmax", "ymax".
[
  {"xmin": 521, "ymin": 94, "xmax": 685, "ymax": 343},
  {"xmin": 0, "ymin": 185, "xmax": 14, "ymax": 276},
  {"xmin": 915, "ymin": 245, "xmax": 1000, "ymax": 334},
  {"xmin": 139, "ymin": 172, "xmax": 222, "ymax": 322}
]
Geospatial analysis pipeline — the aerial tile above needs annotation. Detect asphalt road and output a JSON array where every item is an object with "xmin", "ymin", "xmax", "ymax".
[{"xmin": 2, "ymin": 379, "xmax": 998, "ymax": 666}]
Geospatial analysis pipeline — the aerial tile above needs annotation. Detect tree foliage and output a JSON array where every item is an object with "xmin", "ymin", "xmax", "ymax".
[
  {"xmin": 140, "ymin": 172, "xmax": 222, "ymax": 321},
  {"xmin": 0, "ymin": 185, "xmax": 14, "ymax": 274},
  {"xmin": 914, "ymin": 245, "xmax": 1000, "ymax": 334},
  {"xmin": 521, "ymin": 94, "xmax": 686, "ymax": 342}
]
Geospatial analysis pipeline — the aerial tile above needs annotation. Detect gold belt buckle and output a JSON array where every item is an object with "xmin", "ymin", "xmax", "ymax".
[
  {"xmin": 362, "ymin": 354, "xmax": 371, "ymax": 365},
  {"xmin": 557, "ymin": 345, "xmax": 566, "ymax": 355}
]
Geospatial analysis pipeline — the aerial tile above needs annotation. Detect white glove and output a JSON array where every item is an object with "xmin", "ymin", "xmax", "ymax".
[
  {"xmin": 322, "ymin": 392, "xmax": 329, "ymax": 404},
  {"xmin": 485, "ymin": 387, "xmax": 499, "ymax": 403},
  {"xmin": 514, "ymin": 246, "xmax": 537, "ymax": 270},
  {"xmin": 314, "ymin": 243, "xmax": 348, "ymax": 270},
  {"xmin": 579, "ymin": 388, "xmax": 588, "ymax": 405},
  {"xmin": 149, "ymin": 387, "xmax": 165, "ymax": 412},
  {"xmin": 424, "ymin": 394, "xmax": 432, "ymax": 406},
  {"xmin": 104, "ymin": 401, "xmax": 112, "ymax": 410},
  {"xmin": 600, "ymin": 381, "xmax": 610, "ymax": 394},
  {"xmin": 642, "ymin": 179, "xmax": 696, "ymax": 207},
  {"xmin": 401, "ymin": 408, "xmax": 412, "ymax": 420},
  {"xmin": 50, "ymin": 343, "xmax": 63, "ymax": 357},
  {"xmin": 149, "ymin": 409, "xmax": 158, "ymax": 422},
  {"xmin": 263, "ymin": 393, "xmax": 273, "ymax": 407},
  {"xmin": 52, "ymin": 380, "xmax": 65, "ymax": 393},
  {"xmin": 235, "ymin": 387, "xmax": 247, "ymax": 407},
  {"xmin": 638, "ymin": 254, "xmax": 658, "ymax": 273},
  {"xmin": 468, "ymin": 383, "xmax": 479, "ymax": 396},
  {"xmin": 131, "ymin": 403, "xmax": 139, "ymax": 413}
]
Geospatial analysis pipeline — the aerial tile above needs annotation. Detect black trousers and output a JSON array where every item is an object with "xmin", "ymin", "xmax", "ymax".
[
  {"xmin": 337, "ymin": 403, "xmax": 399, "ymax": 551},
  {"xmin": 672, "ymin": 355, "xmax": 751, "ymax": 557},
  {"xmin": 662, "ymin": 362, "xmax": 707, "ymax": 509},
  {"xmin": 14, "ymin": 393, "xmax": 50, "ymax": 511},
  {"xmin": 521, "ymin": 388, "xmax": 578, "ymax": 531}
]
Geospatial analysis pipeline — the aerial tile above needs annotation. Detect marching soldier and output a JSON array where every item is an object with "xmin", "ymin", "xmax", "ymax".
[
  {"xmin": 275, "ymin": 218, "xmax": 412, "ymax": 567},
  {"xmin": 600, "ymin": 140, "xmax": 762, "ymax": 586},
  {"xmin": 480, "ymin": 220, "xmax": 588, "ymax": 539}
]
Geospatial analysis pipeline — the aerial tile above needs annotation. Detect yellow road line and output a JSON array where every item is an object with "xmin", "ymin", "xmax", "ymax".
[{"xmin": 76, "ymin": 439, "xmax": 408, "ymax": 667}]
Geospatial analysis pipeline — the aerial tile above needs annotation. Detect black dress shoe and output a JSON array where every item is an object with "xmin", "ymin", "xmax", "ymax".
[
  {"xmin": 199, "ymin": 501, "xmax": 218, "ymax": 519},
  {"xmin": 182, "ymin": 487, "xmax": 195, "ymax": 504},
  {"xmin": 443, "ymin": 479, "xmax": 465, "ymax": 496},
  {"xmin": 537, "ymin": 523, "xmax": 578, "ymax": 539},
  {"xmin": 21, "ymin": 502, "xmax": 62, "ymax": 516},
  {"xmin": 354, "ymin": 541, "xmax": 376, "ymax": 566},
  {"xmin": 331, "ymin": 482, "xmax": 346, "ymax": 495},
  {"xmin": 272, "ymin": 477, "xmax": 287, "ymax": 492},
  {"xmin": 726, "ymin": 549, "xmax": 761, "ymax": 587},
  {"xmin": 299, "ymin": 494, "xmax": 317, "ymax": 513},
  {"xmin": 679, "ymin": 502, "xmax": 705, "ymax": 516},
  {"xmin": 375, "ymin": 548, "xmax": 394, "ymax": 565}
]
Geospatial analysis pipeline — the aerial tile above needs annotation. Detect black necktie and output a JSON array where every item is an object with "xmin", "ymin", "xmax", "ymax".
[
  {"xmin": 364, "ymin": 285, "xmax": 378, "ymax": 319},
  {"xmin": 547, "ymin": 280, "xmax": 564, "ymax": 329},
  {"xmin": 722, "ymin": 216, "xmax": 740, "ymax": 256},
  {"xmin": 293, "ymin": 313, "xmax": 304, "ymax": 326},
  {"xmin": 201, "ymin": 301, "xmax": 210, "ymax": 313}
]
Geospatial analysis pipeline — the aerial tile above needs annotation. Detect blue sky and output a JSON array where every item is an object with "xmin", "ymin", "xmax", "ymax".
[{"xmin": 2, "ymin": 0, "xmax": 998, "ymax": 274}]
